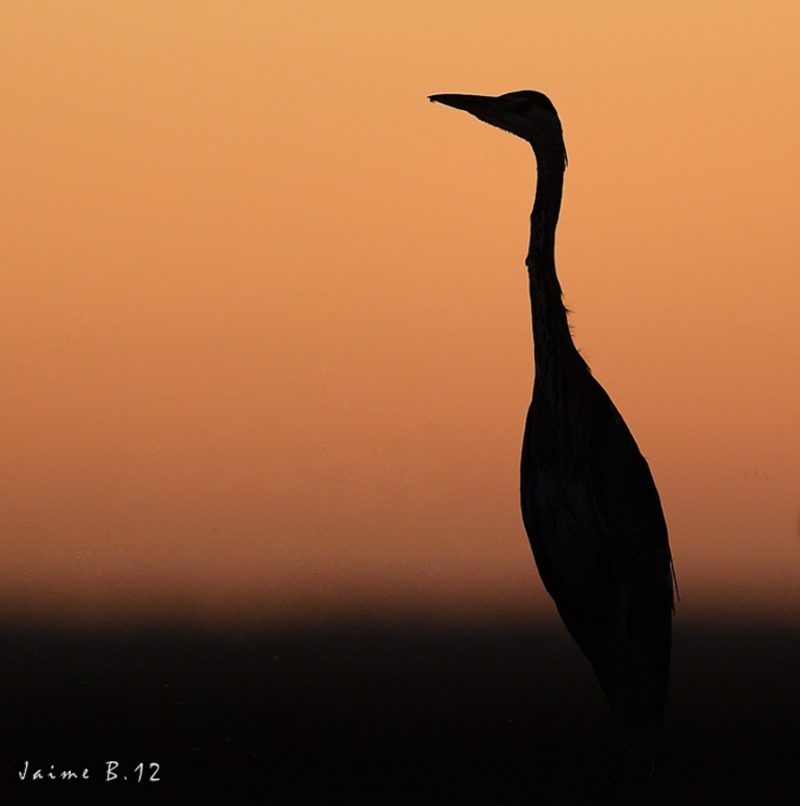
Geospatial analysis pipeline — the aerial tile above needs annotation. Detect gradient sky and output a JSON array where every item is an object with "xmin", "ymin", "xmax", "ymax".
[{"xmin": 2, "ymin": 1, "xmax": 798, "ymax": 626}]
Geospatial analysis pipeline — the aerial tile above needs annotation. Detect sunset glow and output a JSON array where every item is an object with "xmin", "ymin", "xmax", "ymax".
[{"xmin": 2, "ymin": 1, "xmax": 798, "ymax": 626}]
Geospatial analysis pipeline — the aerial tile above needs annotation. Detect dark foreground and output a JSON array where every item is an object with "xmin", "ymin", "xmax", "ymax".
[{"xmin": 1, "ymin": 618, "xmax": 797, "ymax": 804}]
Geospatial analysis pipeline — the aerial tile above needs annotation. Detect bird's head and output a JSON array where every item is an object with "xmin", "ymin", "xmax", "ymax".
[{"xmin": 429, "ymin": 90, "xmax": 567, "ymax": 167}]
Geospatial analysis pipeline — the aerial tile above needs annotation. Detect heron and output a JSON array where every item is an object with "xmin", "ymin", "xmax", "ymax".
[{"xmin": 429, "ymin": 90, "xmax": 677, "ymax": 767}]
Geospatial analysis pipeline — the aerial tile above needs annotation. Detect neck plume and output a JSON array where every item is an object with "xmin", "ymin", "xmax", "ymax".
[{"xmin": 525, "ymin": 138, "xmax": 575, "ymax": 377}]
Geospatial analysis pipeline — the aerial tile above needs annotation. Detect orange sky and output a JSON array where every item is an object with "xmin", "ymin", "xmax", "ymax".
[{"xmin": 1, "ymin": 1, "xmax": 798, "ymax": 626}]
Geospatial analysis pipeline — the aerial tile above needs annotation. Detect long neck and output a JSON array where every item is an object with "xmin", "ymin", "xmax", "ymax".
[{"xmin": 525, "ymin": 139, "xmax": 575, "ymax": 379}]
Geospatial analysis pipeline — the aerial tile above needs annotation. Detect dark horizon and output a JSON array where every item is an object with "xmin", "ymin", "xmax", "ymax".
[{"xmin": 3, "ymin": 616, "xmax": 798, "ymax": 804}]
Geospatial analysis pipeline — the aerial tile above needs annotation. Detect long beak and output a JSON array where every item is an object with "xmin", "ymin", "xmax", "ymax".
[{"xmin": 428, "ymin": 93, "xmax": 509, "ymax": 129}]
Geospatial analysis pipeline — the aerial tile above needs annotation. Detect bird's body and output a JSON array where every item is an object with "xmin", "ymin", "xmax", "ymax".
[
  {"xmin": 522, "ymin": 360, "xmax": 673, "ymax": 739},
  {"xmin": 430, "ymin": 90, "xmax": 676, "ymax": 752}
]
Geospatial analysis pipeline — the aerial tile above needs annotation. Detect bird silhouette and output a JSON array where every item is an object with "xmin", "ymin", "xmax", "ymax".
[{"xmin": 430, "ymin": 90, "xmax": 677, "ymax": 766}]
